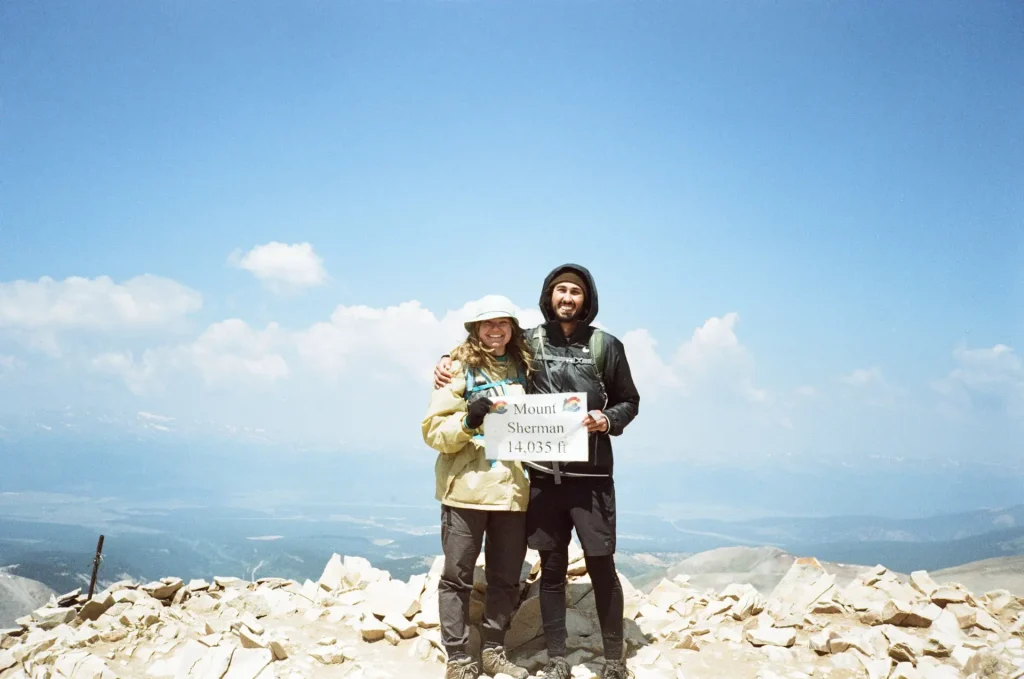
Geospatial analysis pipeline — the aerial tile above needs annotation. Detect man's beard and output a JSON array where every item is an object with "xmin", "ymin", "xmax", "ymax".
[{"xmin": 555, "ymin": 304, "xmax": 584, "ymax": 322}]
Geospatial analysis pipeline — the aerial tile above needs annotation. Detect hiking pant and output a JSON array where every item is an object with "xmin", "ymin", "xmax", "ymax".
[
  {"xmin": 527, "ymin": 475, "xmax": 624, "ymax": 660},
  {"xmin": 438, "ymin": 504, "xmax": 527, "ymax": 657}
]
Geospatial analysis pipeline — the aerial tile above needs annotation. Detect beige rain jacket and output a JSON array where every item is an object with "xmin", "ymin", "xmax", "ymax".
[{"xmin": 421, "ymin": 359, "xmax": 530, "ymax": 512}]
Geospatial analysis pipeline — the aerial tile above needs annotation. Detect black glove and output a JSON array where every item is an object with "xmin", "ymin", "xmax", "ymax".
[{"xmin": 465, "ymin": 397, "xmax": 493, "ymax": 430}]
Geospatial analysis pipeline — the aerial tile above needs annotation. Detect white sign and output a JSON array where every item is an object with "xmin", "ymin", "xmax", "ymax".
[{"xmin": 483, "ymin": 392, "xmax": 590, "ymax": 462}]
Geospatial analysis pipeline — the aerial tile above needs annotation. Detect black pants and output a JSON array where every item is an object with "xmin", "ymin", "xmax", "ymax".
[
  {"xmin": 527, "ymin": 475, "xmax": 624, "ymax": 660},
  {"xmin": 438, "ymin": 504, "xmax": 527, "ymax": 657}
]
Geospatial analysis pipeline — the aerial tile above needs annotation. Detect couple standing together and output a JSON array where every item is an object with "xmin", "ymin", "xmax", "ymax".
[{"xmin": 422, "ymin": 264, "xmax": 641, "ymax": 679}]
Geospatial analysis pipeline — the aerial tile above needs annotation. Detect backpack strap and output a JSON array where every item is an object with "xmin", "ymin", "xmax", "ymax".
[{"xmin": 588, "ymin": 328, "xmax": 607, "ymax": 380}]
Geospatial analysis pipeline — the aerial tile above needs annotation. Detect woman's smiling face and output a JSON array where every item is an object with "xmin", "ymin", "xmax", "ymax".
[{"xmin": 478, "ymin": 318, "xmax": 513, "ymax": 355}]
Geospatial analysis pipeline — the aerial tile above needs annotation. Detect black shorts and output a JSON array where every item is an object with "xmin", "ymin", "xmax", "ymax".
[{"xmin": 525, "ymin": 474, "xmax": 616, "ymax": 556}]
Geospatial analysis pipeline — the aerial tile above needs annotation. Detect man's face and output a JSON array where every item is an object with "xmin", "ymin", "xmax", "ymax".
[{"xmin": 551, "ymin": 282, "xmax": 586, "ymax": 322}]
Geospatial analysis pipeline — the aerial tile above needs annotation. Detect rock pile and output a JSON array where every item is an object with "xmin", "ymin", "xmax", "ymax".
[{"xmin": 1, "ymin": 549, "xmax": 1022, "ymax": 679}]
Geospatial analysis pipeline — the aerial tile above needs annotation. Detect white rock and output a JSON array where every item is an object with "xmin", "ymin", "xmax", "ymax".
[
  {"xmin": 633, "ymin": 646, "xmax": 661, "ymax": 666},
  {"xmin": 238, "ymin": 613, "xmax": 264, "ymax": 636},
  {"xmin": 950, "ymin": 645, "xmax": 975, "ymax": 669},
  {"xmin": 910, "ymin": 571, "xmax": 939, "ymax": 597},
  {"xmin": 223, "ymin": 648, "xmax": 273, "ymax": 679},
  {"xmin": 857, "ymin": 655, "xmax": 893, "ymax": 679},
  {"xmin": 142, "ymin": 578, "xmax": 184, "ymax": 600},
  {"xmin": 360, "ymin": 616, "xmax": 390, "ymax": 642},
  {"xmin": 924, "ymin": 628, "xmax": 957, "ymax": 658},
  {"xmin": 890, "ymin": 662, "xmax": 922, "ymax": 679},
  {"xmin": 766, "ymin": 557, "xmax": 836, "ymax": 621},
  {"xmin": 318, "ymin": 554, "xmax": 345, "ymax": 591},
  {"xmin": 809, "ymin": 630, "xmax": 834, "ymax": 655},
  {"xmin": 0, "ymin": 650, "xmax": 17, "ymax": 673},
  {"xmin": 418, "ymin": 594, "xmax": 440, "ymax": 628},
  {"xmin": 309, "ymin": 646, "xmax": 346, "ymax": 665},
  {"xmin": 648, "ymin": 580, "xmax": 687, "ymax": 612},
  {"xmin": 744, "ymin": 627, "xmax": 796, "ymax": 648},
  {"xmin": 239, "ymin": 627, "xmax": 267, "ymax": 650},
  {"xmin": 188, "ymin": 645, "xmax": 234, "ymax": 679},
  {"xmin": 882, "ymin": 626, "xmax": 924, "ymax": 663},
  {"xmin": 730, "ymin": 589, "xmax": 766, "ymax": 621},
  {"xmin": 931, "ymin": 586, "xmax": 968, "ymax": 607},
  {"xmin": 364, "ymin": 580, "xmax": 420, "ymax": 619},
  {"xmin": 32, "ymin": 607, "xmax": 77, "ymax": 629},
  {"xmin": 383, "ymin": 614, "xmax": 418, "ymax": 639},
  {"xmin": 215, "ymin": 576, "xmax": 247, "ymax": 590}
]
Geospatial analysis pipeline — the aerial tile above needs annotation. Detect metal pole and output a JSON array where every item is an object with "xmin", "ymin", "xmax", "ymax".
[{"xmin": 87, "ymin": 535, "xmax": 105, "ymax": 601}]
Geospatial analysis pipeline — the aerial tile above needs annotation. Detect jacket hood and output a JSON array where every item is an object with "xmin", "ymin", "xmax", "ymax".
[{"xmin": 539, "ymin": 263, "xmax": 599, "ymax": 326}]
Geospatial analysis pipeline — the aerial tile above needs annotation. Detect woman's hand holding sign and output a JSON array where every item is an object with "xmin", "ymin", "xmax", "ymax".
[{"xmin": 465, "ymin": 397, "xmax": 493, "ymax": 430}]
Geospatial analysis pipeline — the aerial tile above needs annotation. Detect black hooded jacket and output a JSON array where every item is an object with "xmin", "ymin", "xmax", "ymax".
[{"xmin": 525, "ymin": 264, "xmax": 640, "ymax": 479}]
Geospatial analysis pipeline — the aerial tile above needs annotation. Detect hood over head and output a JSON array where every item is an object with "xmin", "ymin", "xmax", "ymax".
[{"xmin": 539, "ymin": 263, "xmax": 599, "ymax": 326}]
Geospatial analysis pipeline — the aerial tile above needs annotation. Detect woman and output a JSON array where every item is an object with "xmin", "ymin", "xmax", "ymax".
[{"xmin": 421, "ymin": 295, "xmax": 533, "ymax": 679}]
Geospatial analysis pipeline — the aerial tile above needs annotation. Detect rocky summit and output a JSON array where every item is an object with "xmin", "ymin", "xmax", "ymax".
[{"xmin": 1, "ymin": 546, "xmax": 1022, "ymax": 679}]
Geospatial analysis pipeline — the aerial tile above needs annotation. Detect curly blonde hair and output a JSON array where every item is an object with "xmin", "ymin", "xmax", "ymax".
[{"xmin": 451, "ymin": 320, "xmax": 534, "ymax": 380}]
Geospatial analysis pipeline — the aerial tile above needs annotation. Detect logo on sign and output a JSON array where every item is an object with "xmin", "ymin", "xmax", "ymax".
[
  {"xmin": 491, "ymin": 400, "xmax": 508, "ymax": 414},
  {"xmin": 562, "ymin": 396, "xmax": 582, "ymax": 412}
]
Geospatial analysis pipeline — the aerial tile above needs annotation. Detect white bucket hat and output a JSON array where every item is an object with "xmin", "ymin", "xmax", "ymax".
[{"xmin": 464, "ymin": 295, "xmax": 519, "ymax": 331}]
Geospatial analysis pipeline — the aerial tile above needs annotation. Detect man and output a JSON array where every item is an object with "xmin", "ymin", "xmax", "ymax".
[{"xmin": 434, "ymin": 264, "xmax": 640, "ymax": 679}]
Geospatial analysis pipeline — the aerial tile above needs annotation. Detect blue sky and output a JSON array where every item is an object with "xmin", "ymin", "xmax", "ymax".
[{"xmin": 1, "ymin": 1, "xmax": 1022, "ymax": 510}]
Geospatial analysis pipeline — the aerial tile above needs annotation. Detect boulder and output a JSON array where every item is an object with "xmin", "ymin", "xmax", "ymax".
[
  {"xmin": 648, "ymin": 579, "xmax": 687, "ymax": 612},
  {"xmin": 931, "ymin": 586, "xmax": 968, "ymax": 607},
  {"xmin": 360, "ymin": 616, "xmax": 390, "ymax": 642},
  {"xmin": 364, "ymin": 580, "xmax": 420, "ymax": 619},
  {"xmin": 142, "ymin": 578, "xmax": 184, "ymax": 600},
  {"xmin": 730, "ymin": 589, "xmax": 766, "ymax": 621},
  {"xmin": 910, "ymin": 571, "xmax": 939, "ymax": 598},
  {"xmin": 31, "ymin": 607, "xmax": 76, "ymax": 630},
  {"xmin": 79, "ymin": 594, "xmax": 115, "ymax": 622},
  {"xmin": 310, "ymin": 646, "xmax": 347, "ymax": 665},
  {"xmin": 766, "ymin": 557, "xmax": 837, "ymax": 621},
  {"xmin": 383, "ymin": 614, "xmax": 418, "ymax": 639},
  {"xmin": 318, "ymin": 554, "xmax": 346, "ymax": 592},
  {"xmin": 506, "ymin": 597, "xmax": 542, "ymax": 651},
  {"xmin": 890, "ymin": 662, "xmax": 922, "ymax": 679},
  {"xmin": 223, "ymin": 647, "xmax": 273, "ymax": 679},
  {"xmin": 882, "ymin": 626, "xmax": 924, "ymax": 664},
  {"xmin": 744, "ymin": 627, "xmax": 796, "ymax": 648}
]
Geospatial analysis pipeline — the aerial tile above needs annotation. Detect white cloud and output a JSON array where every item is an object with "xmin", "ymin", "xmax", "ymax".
[
  {"xmin": 92, "ymin": 351, "xmax": 162, "ymax": 395},
  {"xmin": 187, "ymin": 319, "xmax": 290, "ymax": 388},
  {"xmin": 621, "ymin": 313, "xmax": 767, "ymax": 405},
  {"xmin": 94, "ymin": 320, "xmax": 290, "ymax": 393},
  {"xmin": 230, "ymin": 242, "xmax": 328, "ymax": 290},
  {"xmin": 0, "ymin": 275, "xmax": 201, "ymax": 330},
  {"xmin": 933, "ymin": 344, "xmax": 1023, "ymax": 416},
  {"xmin": 674, "ymin": 313, "xmax": 767, "ymax": 403},
  {"xmin": 620, "ymin": 329, "xmax": 680, "ymax": 397},
  {"xmin": 841, "ymin": 366, "xmax": 887, "ymax": 388},
  {"xmin": 16, "ymin": 284, "xmax": 1019, "ymax": 467},
  {"xmin": 0, "ymin": 355, "xmax": 25, "ymax": 374},
  {"xmin": 839, "ymin": 366, "xmax": 901, "ymax": 408},
  {"xmin": 137, "ymin": 411, "xmax": 174, "ymax": 423}
]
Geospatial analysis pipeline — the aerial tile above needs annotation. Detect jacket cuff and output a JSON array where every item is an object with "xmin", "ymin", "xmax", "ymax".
[{"xmin": 604, "ymin": 411, "xmax": 620, "ymax": 436}]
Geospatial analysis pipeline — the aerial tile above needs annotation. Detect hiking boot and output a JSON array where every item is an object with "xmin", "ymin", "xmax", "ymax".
[
  {"xmin": 481, "ymin": 646, "xmax": 528, "ymax": 679},
  {"xmin": 540, "ymin": 656, "xmax": 571, "ymax": 679},
  {"xmin": 600, "ymin": 659, "xmax": 632, "ymax": 679},
  {"xmin": 446, "ymin": 656, "xmax": 480, "ymax": 679}
]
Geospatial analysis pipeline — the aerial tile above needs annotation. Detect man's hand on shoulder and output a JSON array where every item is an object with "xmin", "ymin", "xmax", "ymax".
[{"xmin": 433, "ymin": 355, "xmax": 454, "ymax": 390}]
